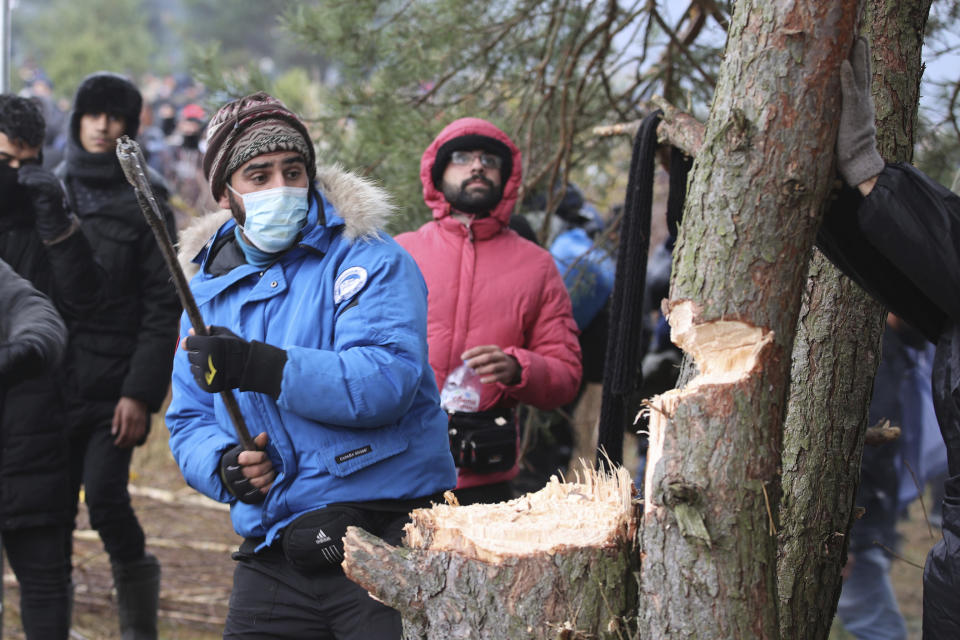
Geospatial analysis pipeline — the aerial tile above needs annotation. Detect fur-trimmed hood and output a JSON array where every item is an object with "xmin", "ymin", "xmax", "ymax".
[{"xmin": 177, "ymin": 164, "xmax": 394, "ymax": 277}]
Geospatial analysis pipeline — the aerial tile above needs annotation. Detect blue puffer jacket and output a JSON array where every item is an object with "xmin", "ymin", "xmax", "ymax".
[{"xmin": 166, "ymin": 167, "xmax": 457, "ymax": 547}]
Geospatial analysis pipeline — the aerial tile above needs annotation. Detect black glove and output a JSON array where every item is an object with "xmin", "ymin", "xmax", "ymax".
[
  {"xmin": 219, "ymin": 444, "xmax": 266, "ymax": 504},
  {"xmin": 185, "ymin": 326, "xmax": 287, "ymax": 397},
  {"xmin": 17, "ymin": 164, "xmax": 73, "ymax": 243},
  {"xmin": 0, "ymin": 342, "xmax": 46, "ymax": 385},
  {"xmin": 837, "ymin": 38, "xmax": 885, "ymax": 187}
]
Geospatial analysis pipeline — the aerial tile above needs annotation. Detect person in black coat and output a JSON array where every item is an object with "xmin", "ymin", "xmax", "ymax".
[
  {"xmin": 0, "ymin": 258, "xmax": 67, "ymax": 378},
  {"xmin": 1, "ymin": 93, "xmax": 103, "ymax": 639},
  {"xmin": 818, "ymin": 39, "xmax": 960, "ymax": 639},
  {"xmin": 54, "ymin": 72, "xmax": 181, "ymax": 640}
]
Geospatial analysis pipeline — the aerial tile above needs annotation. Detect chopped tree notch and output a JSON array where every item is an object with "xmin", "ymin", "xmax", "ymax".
[
  {"xmin": 642, "ymin": 301, "xmax": 774, "ymax": 521},
  {"xmin": 343, "ymin": 466, "xmax": 641, "ymax": 639},
  {"xmin": 666, "ymin": 299, "xmax": 775, "ymax": 388}
]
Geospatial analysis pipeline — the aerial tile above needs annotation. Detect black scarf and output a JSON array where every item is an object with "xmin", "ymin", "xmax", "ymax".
[
  {"xmin": 64, "ymin": 135, "xmax": 125, "ymax": 183},
  {"xmin": 63, "ymin": 136, "xmax": 133, "ymax": 216}
]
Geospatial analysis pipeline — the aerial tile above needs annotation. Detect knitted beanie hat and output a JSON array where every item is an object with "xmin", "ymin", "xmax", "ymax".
[{"xmin": 203, "ymin": 92, "xmax": 315, "ymax": 201}]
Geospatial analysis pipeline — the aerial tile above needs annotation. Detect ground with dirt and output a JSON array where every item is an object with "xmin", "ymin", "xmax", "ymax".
[
  {"xmin": 2, "ymin": 413, "xmax": 237, "ymax": 639},
  {"xmin": 1, "ymin": 415, "xmax": 942, "ymax": 639}
]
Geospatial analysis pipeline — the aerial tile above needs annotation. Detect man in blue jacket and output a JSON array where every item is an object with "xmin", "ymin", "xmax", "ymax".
[{"xmin": 166, "ymin": 92, "xmax": 457, "ymax": 639}]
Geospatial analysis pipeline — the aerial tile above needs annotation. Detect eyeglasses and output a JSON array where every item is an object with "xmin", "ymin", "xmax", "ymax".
[{"xmin": 450, "ymin": 150, "xmax": 503, "ymax": 170}]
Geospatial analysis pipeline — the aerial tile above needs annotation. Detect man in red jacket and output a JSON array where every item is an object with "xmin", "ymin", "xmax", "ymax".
[{"xmin": 396, "ymin": 117, "xmax": 582, "ymax": 505}]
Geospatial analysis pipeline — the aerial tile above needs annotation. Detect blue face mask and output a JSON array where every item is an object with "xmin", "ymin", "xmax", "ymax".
[{"xmin": 228, "ymin": 184, "xmax": 309, "ymax": 253}]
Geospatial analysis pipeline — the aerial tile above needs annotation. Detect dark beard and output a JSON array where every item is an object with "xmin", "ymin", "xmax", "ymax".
[
  {"xmin": 226, "ymin": 189, "xmax": 246, "ymax": 226},
  {"xmin": 442, "ymin": 175, "xmax": 502, "ymax": 216}
]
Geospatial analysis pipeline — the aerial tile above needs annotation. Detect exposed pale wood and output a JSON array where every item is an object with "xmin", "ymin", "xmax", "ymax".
[
  {"xmin": 569, "ymin": 382, "xmax": 603, "ymax": 468},
  {"xmin": 343, "ymin": 467, "xmax": 640, "ymax": 639}
]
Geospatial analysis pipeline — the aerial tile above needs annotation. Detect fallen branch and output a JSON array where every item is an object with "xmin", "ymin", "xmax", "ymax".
[
  {"xmin": 128, "ymin": 483, "xmax": 230, "ymax": 512},
  {"xmin": 863, "ymin": 419, "xmax": 901, "ymax": 446},
  {"xmin": 591, "ymin": 97, "xmax": 705, "ymax": 157}
]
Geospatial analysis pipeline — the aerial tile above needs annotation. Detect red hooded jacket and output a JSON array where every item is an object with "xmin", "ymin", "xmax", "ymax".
[{"xmin": 395, "ymin": 117, "xmax": 582, "ymax": 489}]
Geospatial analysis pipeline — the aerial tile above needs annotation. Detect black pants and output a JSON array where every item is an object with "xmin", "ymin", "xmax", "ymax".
[
  {"xmin": 65, "ymin": 412, "xmax": 145, "ymax": 564},
  {"xmin": 3, "ymin": 524, "xmax": 71, "ymax": 639},
  {"xmin": 222, "ymin": 512, "xmax": 409, "ymax": 640}
]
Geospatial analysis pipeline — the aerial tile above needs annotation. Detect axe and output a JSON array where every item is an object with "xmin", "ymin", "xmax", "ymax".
[{"xmin": 115, "ymin": 136, "xmax": 255, "ymax": 451}]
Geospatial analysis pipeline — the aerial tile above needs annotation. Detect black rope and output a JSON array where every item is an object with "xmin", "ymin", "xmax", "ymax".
[
  {"xmin": 667, "ymin": 147, "xmax": 693, "ymax": 239},
  {"xmin": 596, "ymin": 116, "xmax": 694, "ymax": 471},
  {"xmin": 597, "ymin": 110, "xmax": 661, "ymax": 467}
]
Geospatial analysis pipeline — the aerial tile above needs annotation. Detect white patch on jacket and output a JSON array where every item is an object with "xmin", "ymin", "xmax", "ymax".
[{"xmin": 176, "ymin": 164, "xmax": 395, "ymax": 278}]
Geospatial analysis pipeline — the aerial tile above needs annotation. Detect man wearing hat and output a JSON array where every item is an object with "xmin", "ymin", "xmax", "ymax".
[
  {"xmin": 395, "ymin": 118, "xmax": 582, "ymax": 505},
  {"xmin": 54, "ymin": 71, "xmax": 181, "ymax": 639},
  {"xmin": 166, "ymin": 92, "xmax": 456, "ymax": 638}
]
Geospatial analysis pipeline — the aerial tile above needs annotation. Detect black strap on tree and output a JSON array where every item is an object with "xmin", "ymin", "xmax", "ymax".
[
  {"xmin": 667, "ymin": 146, "xmax": 693, "ymax": 239},
  {"xmin": 596, "ymin": 111, "xmax": 692, "ymax": 469}
]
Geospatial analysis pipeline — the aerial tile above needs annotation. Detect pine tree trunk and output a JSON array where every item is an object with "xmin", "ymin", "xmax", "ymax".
[
  {"xmin": 776, "ymin": 2, "xmax": 932, "ymax": 638},
  {"xmin": 776, "ymin": 254, "xmax": 884, "ymax": 639},
  {"xmin": 638, "ymin": 2, "xmax": 859, "ymax": 637},
  {"xmin": 343, "ymin": 469, "xmax": 639, "ymax": 639}
]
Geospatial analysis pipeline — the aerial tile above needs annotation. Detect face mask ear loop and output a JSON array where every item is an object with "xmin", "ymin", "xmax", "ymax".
[{"xmin": 225, "ymin": 183, "xmax": 248, "ymax": 235}]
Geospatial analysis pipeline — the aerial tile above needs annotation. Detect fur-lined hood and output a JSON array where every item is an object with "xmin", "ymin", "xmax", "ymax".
[{"xmin": 177, "ymin": 164, "xmax": 394, "ymax": 277}]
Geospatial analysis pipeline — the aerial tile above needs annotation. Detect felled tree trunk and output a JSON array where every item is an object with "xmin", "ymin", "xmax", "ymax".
[
  {"xmin": 776, "ymin": 2, "xmax": 931, "ymax": 638},
  {"xmin": 343, "ymin": 467, "xmax": 639, "ymax": 639},
  {"xmin": 638, "ymin": 1, "xmax": 859, "ymax": 637}
]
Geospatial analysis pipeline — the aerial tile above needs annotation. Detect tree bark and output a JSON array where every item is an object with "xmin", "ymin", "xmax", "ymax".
[
  {"xmin": 343, "ymin": 469, "xmax": 639, "ymax": 639},
  {"xmin": 776, "ymin": 2, "xmax": 931, "ymax": 638},
  {"xmin": 776, "ymin": 254, "xmax": 884, "ymax": 640},
  {"xmin": 638, "ymin": 2, "xmax": 859, "ymax": 637}
]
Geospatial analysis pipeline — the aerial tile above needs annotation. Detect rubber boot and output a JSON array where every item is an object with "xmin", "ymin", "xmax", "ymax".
[{"xmin": 111, "ymin": 552, "xmax": 160, "ymax": 640}]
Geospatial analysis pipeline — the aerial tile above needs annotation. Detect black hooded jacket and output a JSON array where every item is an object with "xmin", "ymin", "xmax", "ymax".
[
  {"xmin": 817, "ymin": 163, "xmax": 960, "ymax": 639},
  {"xmin": 0, "ymin": 188, "xmax": 103, "ymax": 529},
  {"xmin": 51, "ymin": 71, "xmax": 180, "ymax": 418},
  {"xmin": 54, "ymin": 141, "xmax": 180, "ymax": 416}
]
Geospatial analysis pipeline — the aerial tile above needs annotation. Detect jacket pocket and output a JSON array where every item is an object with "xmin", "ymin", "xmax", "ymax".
[
  {"xmin": 70, "ymin": 331, "xmax": 137, "ymax": 400},
  {"xmin": 316, "ymin": 424, "xmax": 409, "ymax": 478}
]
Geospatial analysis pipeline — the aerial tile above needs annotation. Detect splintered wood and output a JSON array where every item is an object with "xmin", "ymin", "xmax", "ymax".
[
  {"xmin": 404, "ymin": 466, "xmax": 636, "ymax": 563},
  {"xmin": 342, "ymin": 465, "xmax": 640, "ymax": 640},
  {"xmin": 666, "ymin": 299, "xmax": 773, "ymax": 388},
  {"xmin": 644, "ymin": 300, "xmax": 775, "ymax": 515}
]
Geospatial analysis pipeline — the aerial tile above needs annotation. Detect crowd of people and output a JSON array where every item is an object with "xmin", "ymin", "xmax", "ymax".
[{"xmin": 0, "ymin": 35, "xmax": 957, "ymax": 640}]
